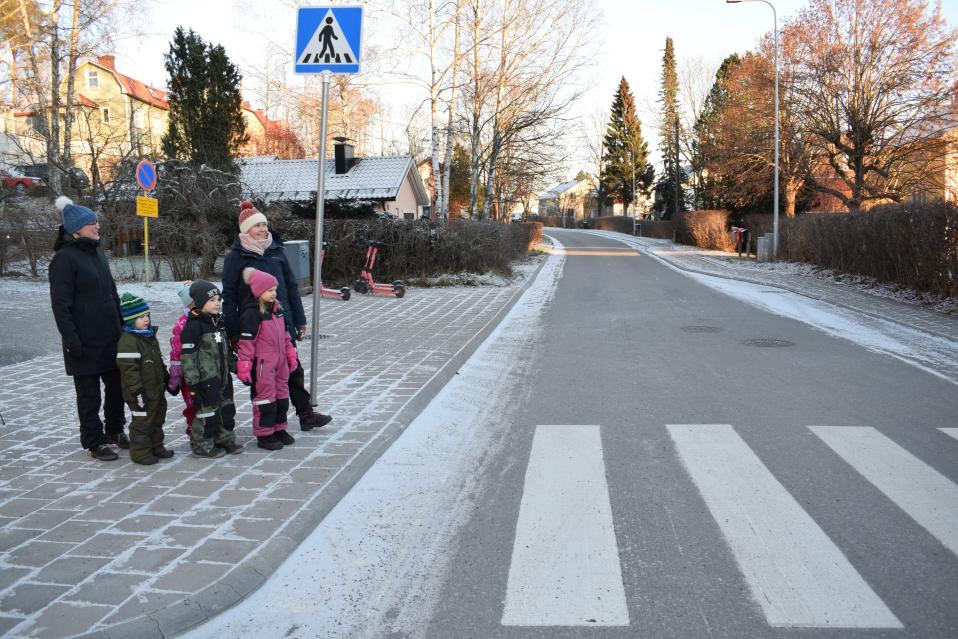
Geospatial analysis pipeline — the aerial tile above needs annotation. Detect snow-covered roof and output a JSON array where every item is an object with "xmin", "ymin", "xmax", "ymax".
[
  {"xmin": 539, "ymin": 179, "xmax": 591, "ymax": 200},
  {"xmin": 239, "ymin": 155, "xmax": 429, "ymax": 204}
]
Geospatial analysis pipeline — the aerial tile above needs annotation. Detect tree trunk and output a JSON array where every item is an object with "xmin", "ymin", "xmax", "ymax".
[
  {"xmin": 48, "ymin": 1, "xmax": 63, "ymax": 194},
  {"xmin": 440, "ymin": 0, "xmax": 462, "ymax": 219},
  {"xmin": 62, "ymin": 0, "xmax": 80, "ymax": 167},
  {"xmin": 428, "ymin": 0, "xmax": 442, "ymax": 220}
]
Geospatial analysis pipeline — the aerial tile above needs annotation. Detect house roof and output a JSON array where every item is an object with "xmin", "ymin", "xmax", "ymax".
[
  {"xmin": 539, "ymin": 179, "xmax": 591, "ymax": 199},
  {"xmin": 239, "ymin": 155, "xmax": 430, "ymax": 205},
  {"xmin": 88, "ymin": 60, "xmax": 170, "ymax": 109}
]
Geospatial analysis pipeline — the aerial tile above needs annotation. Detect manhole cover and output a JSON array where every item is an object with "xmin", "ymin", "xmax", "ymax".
[
  {"xmin": 681, "ymin": 325, "xmax": 723, "ymax": 333},
  {"xmin": 743, "ymin": 338, "xmax": 795, "ymax": 348}
]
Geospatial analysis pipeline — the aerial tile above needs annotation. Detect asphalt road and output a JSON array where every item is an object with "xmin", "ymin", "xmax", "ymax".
[{"xmin": 418, "ymin": 229, "xmax": 958, "ymax": 638}]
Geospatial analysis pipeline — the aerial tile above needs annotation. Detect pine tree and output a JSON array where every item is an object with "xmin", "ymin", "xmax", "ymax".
[
  {"xmin": 654, "ymin": 37, "xmax": 685, "ymax": 219},
  {"xmin": 163, "ymin": 27, "xmax": 248, "ymax": 171},
  {"xmin": 599, "ymin": 77, "xmax": 653, "ymax": 215}
]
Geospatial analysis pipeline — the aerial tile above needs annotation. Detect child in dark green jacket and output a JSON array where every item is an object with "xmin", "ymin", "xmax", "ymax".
[
  {"xmin": 181, "ymin": 281, "xmax": 242, "ymax": 458},
  {"xmin": 116, "ymin": 292, "xmax": 173, "ymax": 465}
]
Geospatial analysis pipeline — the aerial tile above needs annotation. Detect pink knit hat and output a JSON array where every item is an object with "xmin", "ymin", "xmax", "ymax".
[
  {"xmin": 243, "ymin": 267, "xmax": 278, "ymax": 299},
  {"xmin": 238, "ymin": 200, "xmax": 268, "ymax": 234}
]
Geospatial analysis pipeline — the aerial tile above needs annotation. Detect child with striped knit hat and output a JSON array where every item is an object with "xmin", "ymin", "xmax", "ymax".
[{"xmin": 116, "ymin": 292, "xmax": 173, "ymax": 465}]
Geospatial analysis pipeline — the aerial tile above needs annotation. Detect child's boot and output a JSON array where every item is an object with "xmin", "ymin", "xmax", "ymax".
[
  {"xmin": 275, "ymin": 429, "xmax": 295, "ymax": 446},
  {"xmin": 257, "ymin": 434, "xmax": 283, "ymax": 450}
]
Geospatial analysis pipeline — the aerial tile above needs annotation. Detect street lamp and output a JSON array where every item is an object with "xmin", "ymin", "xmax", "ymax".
[{"xmin": 727, "ymin": 0, "xmax": 779, "ymax": 257}]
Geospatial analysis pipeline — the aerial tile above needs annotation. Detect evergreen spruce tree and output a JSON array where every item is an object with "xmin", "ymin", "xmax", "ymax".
[
  {"xmin": 599, "ymin": 77, "xmax": 652, "ymax": 215},
  {"xmin": 163, "ymin": 27, "xmax": 248, "ymax": 171},
  {"xmin": 654, "ymin": 37, "xmax": 685, "ymax": 219}
]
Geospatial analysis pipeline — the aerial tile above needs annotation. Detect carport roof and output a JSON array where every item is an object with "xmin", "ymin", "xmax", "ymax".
[{"xmin": 239, "ymin": 155, "xmax": 429, "ymax": 204}]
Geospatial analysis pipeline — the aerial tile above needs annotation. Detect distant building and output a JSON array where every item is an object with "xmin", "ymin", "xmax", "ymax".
[
  {"xmin": 11, "ymin": 54, "xmax": 299, "ymax": 183},
  {"xmin": 538, "ymin": 179, "xmax": 598, "ymax": 224}
]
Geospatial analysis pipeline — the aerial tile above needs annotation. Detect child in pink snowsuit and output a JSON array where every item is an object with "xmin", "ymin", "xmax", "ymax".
[
  {"xmin": 167, "ymin": 282, "xmax": 196, "ymax": 434},
  {"xmin": 235, "ymin": 268, "xmax": 298, "ymax": 451}
]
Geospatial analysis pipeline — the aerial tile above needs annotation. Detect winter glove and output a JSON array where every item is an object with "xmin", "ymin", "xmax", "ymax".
[
  {"xmin": 167, "ymin": 364, "xmax": 183, "ymax": 395},
  {"xmin": 66, "ymin": 343, "xmax": 84, "ymax": 359},
  {"xmin": 237, "ymin": 360, "xmax": 253, "ymax": 386},
  {"xmin": 286, "ymin": 346, "xmax": 299, "ymax": 373},
  {"xmin": 228, "ymin": 351, "xmax": 238, "ymax": 375},
  {"xmin": 296, "ymin": 325, "xmax": 308, "ymax": 341}
]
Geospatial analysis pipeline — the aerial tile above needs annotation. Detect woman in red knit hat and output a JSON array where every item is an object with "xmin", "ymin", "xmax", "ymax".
[{"xmin": 221, "ymin": 200, "xmax": 333, "ymax": 431}]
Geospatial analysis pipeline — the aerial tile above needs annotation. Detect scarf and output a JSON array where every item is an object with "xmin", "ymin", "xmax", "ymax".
[
  {"xmin": 123, "ymin": 324, "xmax": 157, "ymax": 338},
  {"xmin": 239, "ymin": 232, "xmax": 273, "ymax": 256}
]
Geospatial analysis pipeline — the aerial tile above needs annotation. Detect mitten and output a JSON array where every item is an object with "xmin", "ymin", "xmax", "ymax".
[
  {"xmin": 167, "ymin": 364, "xmax": 183, "ymax": 394},
  {"xmin": 286, "ymin": 346, "xmax": 299, "ymax": 372},
  {"xmin": 237, "ymin": 360, "xmax": 253, "ymax": 386}
]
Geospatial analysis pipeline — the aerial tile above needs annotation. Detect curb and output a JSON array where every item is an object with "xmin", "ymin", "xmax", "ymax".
[
  {"xmin": 587, "ymin": 230, "xmax": 958, "ymax": 344},
  {"xmin": 75, "ymin": 254, "xmax": 552, "ymax": 639}
]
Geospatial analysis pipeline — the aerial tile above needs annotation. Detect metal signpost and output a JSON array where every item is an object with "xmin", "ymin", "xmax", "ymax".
[
  {"xmin": 294, "ymin": 6, "xmax": 364, "ymax": 398},
  {"xmin": 135, "ymin": 160, "xmax": 158, "ymax": 286}
]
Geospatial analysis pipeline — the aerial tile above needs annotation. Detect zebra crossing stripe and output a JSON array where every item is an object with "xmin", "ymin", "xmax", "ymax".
[
  {"xmin": 940, "ymin": 428, "xmax": 958, "ymax": 442},
  {"xmin": 501, "ymin": 425, "xmax": 629, "ymax": 626},
  {"xmin": 668, "ymin": 424, "xmax": 901, "ymax": 628},
  {"xmin": 811, "ymin": 426, "xmax": 958, "ymax": 557}
]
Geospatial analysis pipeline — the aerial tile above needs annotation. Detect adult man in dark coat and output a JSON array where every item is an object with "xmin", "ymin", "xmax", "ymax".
[
  {"xmin": 49, "ymin": 196, "xmax": 129, "ymax": 460},
  {"xmin": 221, "ymin": 200, "xmax": 332, "ymax": 431}
]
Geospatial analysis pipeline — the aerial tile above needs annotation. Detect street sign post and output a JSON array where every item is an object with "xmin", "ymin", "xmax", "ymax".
[
  {"xmin": 295, "ymin": 6, "xmax": 363, "ymax": 401},
  {"xmin": 135, "ymin": 160, "xmax": 158, "ymax": 286}
]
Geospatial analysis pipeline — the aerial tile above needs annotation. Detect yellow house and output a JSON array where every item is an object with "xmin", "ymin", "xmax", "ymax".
[
  {"xmin": 63, "ymin": 55, "xmax": 169, "ymax": 178},
  {"xmin": 14, "ymin": 54, "xmax": 299, "ymax": 182}
]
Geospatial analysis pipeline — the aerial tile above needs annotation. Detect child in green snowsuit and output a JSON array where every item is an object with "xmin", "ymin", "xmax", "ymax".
[
  {"xmin": 116, "ymin": 292, "xmax": 174, "ymax": 465},
  {"xmin": 181, "ymin": 281, "xmax": 242, "ymax": 457}
]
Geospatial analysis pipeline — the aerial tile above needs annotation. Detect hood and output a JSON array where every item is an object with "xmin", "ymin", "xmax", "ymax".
[{"xmin": 53, "ymin": 226, "xmax": 100, "ymax": 253}]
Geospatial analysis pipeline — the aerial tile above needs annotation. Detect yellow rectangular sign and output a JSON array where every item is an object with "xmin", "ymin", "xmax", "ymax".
[{"xmin": 136, "ymin": 196, "xmax": 158, "ymax": 218}]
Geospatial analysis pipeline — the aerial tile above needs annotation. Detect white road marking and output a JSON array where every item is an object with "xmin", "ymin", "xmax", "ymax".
[
  {"xmin": 812, "ymin": 426, "xmax": 958, "ymax": 557},
  {"xmin": 668, "ymin": 424, "xmax": 901, "ymax": 629},
  {"xmin": 940, "ymin": 428, "xmax": 958, "ymax": 442},
  {"xmin": 501, "ymin": 425, "xmax": 629, "ymax": 627}
]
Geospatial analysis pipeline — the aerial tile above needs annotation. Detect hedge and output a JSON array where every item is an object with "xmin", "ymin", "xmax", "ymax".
[
  {"xmin": 266, "ymin": 216, "xmax": 542, "ymax": 286},
  {"xmin": 779, "ymin": 203, "xmax": 958, "ymax": 297}
]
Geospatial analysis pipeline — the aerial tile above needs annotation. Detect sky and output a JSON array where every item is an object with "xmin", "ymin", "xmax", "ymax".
[{"xmin": 116, "ymin": 0, "xmax": 958, "ymax": 179}]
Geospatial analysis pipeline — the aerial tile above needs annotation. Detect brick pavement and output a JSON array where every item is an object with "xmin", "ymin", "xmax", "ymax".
[
  {"xmin": 586, "ymin": 229, "xmax": 958, "ymax": 344},
  {"xmin": 0, "ymin": 261, "xmax": 541, "ymax": 639}
]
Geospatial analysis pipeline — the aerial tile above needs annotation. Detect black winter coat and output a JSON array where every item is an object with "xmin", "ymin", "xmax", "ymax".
[
  {"xmin": 49, "ymin": 226, "xmax": 122, "ymax": 376},
  {"xmin": 221, "ymin": 236, "xmax": 307, "ymax": 344}
]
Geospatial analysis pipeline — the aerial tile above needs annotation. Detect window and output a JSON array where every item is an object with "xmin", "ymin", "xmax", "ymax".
[
  {"xmin": 101, "ymin": 107, "xmax": 110, "ymax": 123},
  {"xmin": 87, "ymin": 70, "xmax": 98, "ymax": 89},
  {"xmin": 134, "ymin": 111, "xmax": 145, "ymax": 129}
]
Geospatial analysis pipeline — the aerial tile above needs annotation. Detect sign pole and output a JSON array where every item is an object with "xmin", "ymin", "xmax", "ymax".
[
  {"xmin": 143, "ymin": 215, "xmax": 149, "ymax": 287},
  {"xmin": 309, "ymin": 71, "xmax": 331, "ymax": 401}
]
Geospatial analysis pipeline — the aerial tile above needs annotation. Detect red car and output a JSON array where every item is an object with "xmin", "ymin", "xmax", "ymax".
[{"xmin": 0, "ymin": 169, "xmax": 45, "ymax": 193}]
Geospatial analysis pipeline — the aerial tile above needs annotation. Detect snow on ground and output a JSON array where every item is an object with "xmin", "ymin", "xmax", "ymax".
[
  {"xmin": 680, "ymin": 266, "xmax": 958, "ymax": 386},
  {"xmin": 708, "ymin": 254, "xmax": 958, "ymax": 316},
  {"xmin": 180, "ymin": 238, "xmax": 566, "ymax": 639}
]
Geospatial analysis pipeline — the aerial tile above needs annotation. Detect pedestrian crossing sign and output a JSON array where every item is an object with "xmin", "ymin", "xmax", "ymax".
[{"xmin": 295, "ymin": 6, "xmax": 363, "ymax": 75}]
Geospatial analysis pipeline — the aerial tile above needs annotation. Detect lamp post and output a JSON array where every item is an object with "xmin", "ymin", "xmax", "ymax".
[{"xmin": 727, "ymin": 0, "xmax": 779, "ymax": 257}]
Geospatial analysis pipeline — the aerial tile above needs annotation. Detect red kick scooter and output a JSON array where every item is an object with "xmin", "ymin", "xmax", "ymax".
[
  {"xmin": 354, "ymin": 240, "xmax": 405, "ymax": 298},
  {"xmin": 319, "ymin": 242, "xmax": 351, "ymax": 300}
]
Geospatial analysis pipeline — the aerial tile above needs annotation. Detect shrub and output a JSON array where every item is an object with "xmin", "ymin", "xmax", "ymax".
[
  {"xmin": 265, "ymin": 216, "xmax": 537, "ymax": 286},
  {"xmin": 676, "ymin": 210, "xmax": 733, "ymax": 251},
  {"xmin": 780, "ymin": 203, "xmax": 958, "ymax": 297}
]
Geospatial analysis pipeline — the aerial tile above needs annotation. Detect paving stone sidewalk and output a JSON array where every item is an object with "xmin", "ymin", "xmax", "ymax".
[
  {"xmin": 587, "ymin": 229, "xmax": 958, "ymax": 343},
  {"xmin": 0, "ymin": 262, "xmax": 540, "ymax": 639}
]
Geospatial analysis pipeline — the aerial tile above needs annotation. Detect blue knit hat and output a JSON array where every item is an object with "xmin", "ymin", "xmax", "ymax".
[{"xmin": 56, "ymin": 196, "xmax": 97, "ymax": 234}]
